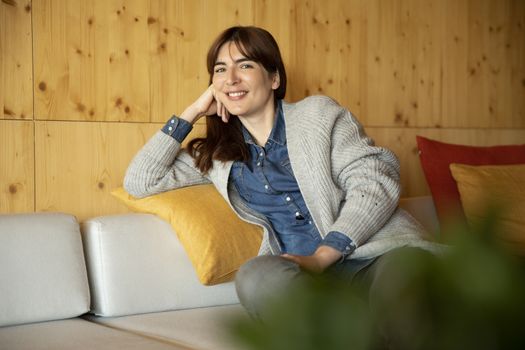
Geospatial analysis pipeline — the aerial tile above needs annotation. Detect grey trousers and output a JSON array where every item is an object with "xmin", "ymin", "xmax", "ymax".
[{"xmin": 234, "ymin": 249, "xmax": 416, "ymax": 320}]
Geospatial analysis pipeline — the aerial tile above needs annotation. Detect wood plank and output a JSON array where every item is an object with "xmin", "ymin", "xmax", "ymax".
[
  {"xmin": 362, "ymin": 0, "xmax": 443, "ymax": 127},
  {"xmin": 442, "ymin": 0, "xmax": 525, "ymax": 128},
  {"xmin": 35, "ymin": 120, "xmax": 206, "ymax": 221},
  {"xmin": 293, "ymin": 0, "xmax": 363, "ymax": 114},
  {"xmin": 0, "ymin": 0, "xmax": 33, "ymax": 120},
  {"xmin": 367, "ymin": 127, "xmax": 525, "ymax": 197},
  {"xmin": 0, "ymin": 120, "xmax": 34, "ymax": 213},
  {"xmin": 33, "ymin": 0, "xmax": 150, "ymax": 122}
]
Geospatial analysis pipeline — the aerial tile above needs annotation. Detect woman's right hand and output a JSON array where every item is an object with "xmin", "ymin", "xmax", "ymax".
[{"xmin": 179, "ymin": 85, "xmax": 230, "ymax": 124}]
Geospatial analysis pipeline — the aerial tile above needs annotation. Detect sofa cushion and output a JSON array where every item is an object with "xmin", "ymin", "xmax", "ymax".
[
  {"xmin": 450, "ymin": 163, "xmax": 525, "ymax": 255},
  {"xmin": 85, "ymin": 304, "xmax": 247, "ymax": 350},
  {"xmin": 81, "ymin": 213, "xmax": 239, "ymax": 317},
  {"xmin": 0, "ymin": 213, "xmax": 90, "ymax": 327},
  {"xmin": 0, "ymin": 318, "xmax": 184, "ymax": 350},
  {"xmin": 416, "ymin": 136, "xmax": 525, "ymax": 233},
  {"xmin": 111, "ymin": 186, "xmax": 263, "ymax": 285}
]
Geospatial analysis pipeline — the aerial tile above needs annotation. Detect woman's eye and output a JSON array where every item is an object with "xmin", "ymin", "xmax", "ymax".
[
  {"xmin": 214, "ymin": 67, "xmax": 225, "ymax": 73},
  {"xmin": 240, "ymin": 63, "xmax": 253, "ymax": 69}
]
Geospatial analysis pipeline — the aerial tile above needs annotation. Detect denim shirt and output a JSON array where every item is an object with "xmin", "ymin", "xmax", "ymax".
[
  {"xmin": 162, "ymin": 103, "xmax": 355, "ymax": 257},
  {"xmin": 229, "ymin": 101, "xmax": 355, "ymax": 256}
]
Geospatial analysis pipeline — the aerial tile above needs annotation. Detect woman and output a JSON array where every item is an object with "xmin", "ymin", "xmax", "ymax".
[{"xmin": 124, "ymin": 26, "xmax": 438, "ymax": 318}]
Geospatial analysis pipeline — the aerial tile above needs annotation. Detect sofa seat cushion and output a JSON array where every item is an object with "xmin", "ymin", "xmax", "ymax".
[
  {"xmin": 84, "ymin": 304, "xmax": 248, "ymax": 350},
  {"xmin": 0, "ymin": 213, "xmax": 90, "ymax": 327},
  {"xmin": 81, "ymin": 213, "xmax": 239, "ymax": 317},
  {"xmin": 0, "ymin": 318, "xmax": 185, "ymax": 350}
]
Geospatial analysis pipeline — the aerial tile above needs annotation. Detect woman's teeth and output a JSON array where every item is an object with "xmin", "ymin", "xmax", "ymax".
[{"xmin": 228, "ymin": 91, "xmax": 247, "ymax": 97}]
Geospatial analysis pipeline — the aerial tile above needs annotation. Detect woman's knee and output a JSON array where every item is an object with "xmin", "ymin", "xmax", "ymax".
[{"xmin": 235, "ymin": 255, "xmax": 303, "ymax": 318}]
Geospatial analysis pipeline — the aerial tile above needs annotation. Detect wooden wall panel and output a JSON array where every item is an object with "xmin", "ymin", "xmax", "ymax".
[
  {"xmin": 0, "ymin": 121, "xmax": 34, "ymax": 212},
  {"xmin": 363, "ymin": 0, "xmax": 443, "ymax": 127},
  {"xmin": 442, "ymin": 0, "xmax": 525, "ymax": 128},
  {"xmin": 292, "ymin": 0, "xmax": 363, "ymax": 115},
  {"xmin": 367, "ymin": 127, "xmax": 525, "ymax": 197},
  {"xmin": 33, "ymin": 0, "xmax": 152, "ymax": 122},
  {"xmin": 35, "ymin": 120, "xmax": 206, "ymax": 221},
  {"xmin": 0, "ymin": 0, "xmax": 33, "ymax": 120}
]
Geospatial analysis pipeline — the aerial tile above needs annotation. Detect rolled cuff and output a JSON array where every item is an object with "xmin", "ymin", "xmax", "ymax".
[
  {"xmin": 161, "ymin": 116, "xmax": 193, "ymax": 143},
  {"xmin": 321, "ymin": 231, "xmax": 356, "ymax": 261}
]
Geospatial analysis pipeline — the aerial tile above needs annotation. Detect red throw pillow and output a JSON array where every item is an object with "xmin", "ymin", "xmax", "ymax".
[{"xmin": 416, "ymin": 136, "xmax": 525, "ymax": 234}]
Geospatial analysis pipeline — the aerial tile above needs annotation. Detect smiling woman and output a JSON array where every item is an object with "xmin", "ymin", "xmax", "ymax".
[
  {"xmin": 185, "ymin": 26, "xmax": 287, "ymax": 171},
  {"xmin": 123, "ymin": 26, "xmax": 442, "ymax": 325}
]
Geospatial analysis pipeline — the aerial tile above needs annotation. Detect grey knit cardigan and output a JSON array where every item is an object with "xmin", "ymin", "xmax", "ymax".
[{"xmin": 124, "ymin": 95, "xmax": 439, "ymax": 259}]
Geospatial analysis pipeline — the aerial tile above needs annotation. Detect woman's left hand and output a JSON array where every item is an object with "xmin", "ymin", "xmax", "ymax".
[{"xmin": 282, "ymin": 245, "xmax": 342, "ymax": 273}]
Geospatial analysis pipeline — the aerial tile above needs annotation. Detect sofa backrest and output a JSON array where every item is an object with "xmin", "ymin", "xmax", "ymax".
[
  {"xmin": 0, "ymin": 213, "xmax": 90, "ymax": 327},
  {"xmin": 81, "ymin": 213, "xmax": 239, "ymax": 318},
  {"xmin": 399, "ymin": 196, "xmax": 440, "ymax": 235}
]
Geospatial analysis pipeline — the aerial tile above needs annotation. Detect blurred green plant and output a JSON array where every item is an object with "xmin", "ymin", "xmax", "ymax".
[{"xmin": 228, "ymin": 211, "xmax": 525, "ymax": 350}]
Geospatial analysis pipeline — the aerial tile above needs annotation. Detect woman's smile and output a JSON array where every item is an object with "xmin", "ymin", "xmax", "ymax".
[{"xmin": 226, "ymin": 90, "xmax": 248, "ymax": 100}]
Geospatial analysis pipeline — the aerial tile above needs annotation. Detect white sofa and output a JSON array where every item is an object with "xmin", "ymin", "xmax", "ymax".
[{"xmin": 0, "ymin": 197, "xmax": 439, "ymax": 350}]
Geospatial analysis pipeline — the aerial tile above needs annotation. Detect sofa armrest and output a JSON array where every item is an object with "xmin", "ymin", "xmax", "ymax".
[
  {"xmin": 81, "ymin": 213, "xmax": 238, "ymax": 317},
  {"xmin": 0, "ymin": 213, "xmax": 90, "ymax": 327}
]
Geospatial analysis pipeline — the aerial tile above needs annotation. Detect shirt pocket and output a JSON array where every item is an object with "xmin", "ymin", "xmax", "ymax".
[
  {"xmin": 230, "ymin": 162, "xmax": 251, "ymax": 202},
  {"xmin": 280, "ymin": 157, "xmax": 296, "ymax": 178}
]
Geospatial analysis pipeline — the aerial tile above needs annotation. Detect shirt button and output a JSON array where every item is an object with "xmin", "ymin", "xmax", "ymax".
[
  {"xmin": 308, "ymin": 220, "xmax": 312, "ymax": 225},
  {"xmin": 168, "ymin": 126, "xmax": 173, "ymax": 131},
  {"xmin": 259, "ymin": 152, "xmax": 263, "ymax": 156},
  {"xmin": 257, "ymin": 162, "xmax": 261, "ymax": 166},
  {"xmin": 264, "ymin": 185, "xmax": 269, "ymax": 190},
  {"xmin": 170, "ymin": 119, "xmax": 175, "ymax": 124},
  {"xmin": 286, "ymin": 196, "xmax": 291, "ymax": 201}
]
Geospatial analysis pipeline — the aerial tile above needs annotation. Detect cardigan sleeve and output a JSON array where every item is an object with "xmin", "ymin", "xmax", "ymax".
[
  {"xmin": 327, "ymin": 108, "xmax": 401, "ymax": 247},
  {"xmin": 123, "ymin": 129, "xmax": 210, "ymax": 198}
]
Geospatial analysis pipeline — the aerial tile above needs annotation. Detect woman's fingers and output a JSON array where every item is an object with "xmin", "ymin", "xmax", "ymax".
[
  {"xmin": 216, "ymin": 97, "xmax": 222, "ymax": 118},
  {"xmin": 221, "ymin": 105, "xmax": 230, "ymax": 123},
  {"xmin": 212, "ymin": 86, "xmax": 230, "ymax": 123}
]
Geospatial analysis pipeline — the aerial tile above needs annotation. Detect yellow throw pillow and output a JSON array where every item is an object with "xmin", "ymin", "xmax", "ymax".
[
  {"xmin": 449, "ymin": 163, "xmax": 525, "ymax": 255},
  {"xmin": 111, "ymin": 185, "xmax": 263, "ymax": 285}
]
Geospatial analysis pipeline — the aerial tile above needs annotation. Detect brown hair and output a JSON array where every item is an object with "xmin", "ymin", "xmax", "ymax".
[{"xmin": 187, "ymin": 26, "xmax": 287, "ymax": 173}]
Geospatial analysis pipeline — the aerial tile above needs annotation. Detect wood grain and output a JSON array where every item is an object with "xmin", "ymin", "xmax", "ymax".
[
  {"xmin": 0, "ymin": 0, "xmax": 33, "ymax": 120},
  {"xmin": 362, "ymin": 0, "xmax": 443, "ymax": 127},
  {"xmin": 292, "ymin": 0, "xmax": 363, "ymax": 115},
  {"xmin": 442, "ymin": 0, "xmax": 525, "ymax": 128},
  {"xmin": 34, "ymin": 120, "xmax": 205, "ymax": 221},
  {"xmin": 0, "ymin": 120, "xmax": 34, "ymax": 212}
]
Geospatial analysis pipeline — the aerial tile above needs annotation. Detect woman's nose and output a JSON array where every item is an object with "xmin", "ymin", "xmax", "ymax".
[{"xmin": 226, "ymin": 67, "xmax": 239, "ymax": 85}]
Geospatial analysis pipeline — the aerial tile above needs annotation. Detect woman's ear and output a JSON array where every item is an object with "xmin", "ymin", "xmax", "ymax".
[{"xmin": 271, "ymin": 72, "xmax": 280, "ymax": 90}]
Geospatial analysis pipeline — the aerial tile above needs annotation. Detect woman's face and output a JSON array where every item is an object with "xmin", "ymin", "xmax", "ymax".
[{"xmin": 212, "ymin": 42, "xmax": 279, "ymax": 119}]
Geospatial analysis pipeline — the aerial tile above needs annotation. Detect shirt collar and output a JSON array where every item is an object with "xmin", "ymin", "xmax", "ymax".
[{"xmin": 241, "ymin": 100, "xmax": 286, "ymax": 146}]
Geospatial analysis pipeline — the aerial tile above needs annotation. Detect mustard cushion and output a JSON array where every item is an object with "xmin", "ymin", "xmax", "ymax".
[
  {"xmin": 449, "ymin": 163, "xmax": 525, "ymax": 255},
  {"xmin": 112, "ymin": 185, "xmax": 263, "ymax": 285}
]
